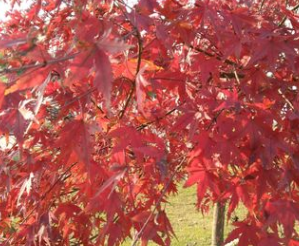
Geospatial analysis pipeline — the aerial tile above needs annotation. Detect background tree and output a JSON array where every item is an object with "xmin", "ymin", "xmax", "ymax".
[{"xmin": 0, "ymin": 0, "xmax": 299, "ymax": 245}]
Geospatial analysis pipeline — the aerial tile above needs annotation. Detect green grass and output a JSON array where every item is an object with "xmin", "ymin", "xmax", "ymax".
[
  {"xmin": 165, "ymin": 185, "xmax": 215, "ymax": 246},
  {"xmin": 123, "ymin": 185, "xmax": 245, "ymax": 246}
]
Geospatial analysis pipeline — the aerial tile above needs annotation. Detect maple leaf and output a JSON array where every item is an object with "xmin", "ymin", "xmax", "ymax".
[
  {"xmin": 171, "ymin": 112, "xmax": 195, "ymax": 132},
  {"xmin": 226, "ymin": 7, "xmax": 256, "ymax": 36},
  {"xmin": 221, "ymin": 33, "xmax": 243, "ymax": 59},
  {"xmin": 247, "ymin": 33, "xmax": 298, "ymax": 68},
  {"xmin": 93, "ymin": 48, "xmax": 113, "ymax": 110},
  {"xmin": 65, "ymin": 52, "xmax": 93, "ymax": 87},
  {"xmin": 75, "ymin": 13, "xmax": 102, "ymax": 43},
  {"xmin": 289, "ymin": 239, "xmax": 299, "ymax": 246},
  {"xmin": 195, "ymin": 54, "xmax": 220, "ymax": 84},
  {"xmin": 136, "ymin": 66, "xmax": 151, "ymax": 117},
  {"xmin": 264, "ymin": 200, "xmax": 299, "ymax": 238},
  {"xmin": 214, "ymin": 87, "xmax": 239, "ymax": 112},
  {"xmin": 257, "ymin": 236, "xmax": 281, "ymax": 246},
  {"xmin": 55, "ymin": 119, "xmax": 95, "ymax": 172},
  {"xmin": 97, "ymin": 31, "xmax": 133, "ymax": 54},
  {"xmin": 90, "ymin": 168, "xmax": 126, "ymax": 201},
  {"xmin": 225, "ymin": 221, "xmax": 260, "ymax": 246},
  {"xmin": 0, "ymin": 82, "xmax": 5, "ymax": 109},
  {"xmin": 127, "ymin": 10, "xmax": 152, "ymax": 32},
  {"xmin": 5, "ymin": 68, "xmax": 50, "ymax": 95},
  {"xmin": 17, "ymin": 172, "xmax": 34, "ymax": 206},
  {"xmin": 185, "ymin": 163, "xmax": 220, "ymax": 205},
  {"xmin": 0, "ymin": 99, "xmax": 37, "ymax": 146},
  {"xmin": 132, "ymin": 211, "xmax": 152, "ymax": 223},
  {"xmin": 106, "ymin": 223, "xmax": 126, "ymax": 246}
]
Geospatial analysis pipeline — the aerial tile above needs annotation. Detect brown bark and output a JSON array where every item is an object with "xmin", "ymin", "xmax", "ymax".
[{"xmin": 211, "ymin": 202, "xmax": 226, "ymax": 246}]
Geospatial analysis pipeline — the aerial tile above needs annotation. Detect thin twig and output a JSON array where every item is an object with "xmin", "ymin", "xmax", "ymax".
[
  {"xmin": 62, "ymin": 87, "xmax": 97, "ymax": 109},
  {"xmin": 278, "ymin": 3, "xmax": 299, "ymax": 27},
  {"xmin": 233, "ymin": 69, "xmax": 241, "ymax": 85},
  {"xmin": 222, "ymin": 71, "xmax": 245, "ymax": 79},
  {"xmin": 136, "ymin": 105, "xmax": 181, "ymax": 131},
  {"xmin": 188, "ymin": 45, "xmax": 239, "ymax": 67},
  {"xmin": 279, "ymin": 88, "xmax": 295, "ymax": 110},
  {"xmin": 90, "ymin": 97, "xmax": 105, "ymax": 114},
  {"xmin": 206, "ymin": 109, "xmax": 225, "ymax": 131},
  {"xmin": 259, "ymin": 0, "xmax": 267, "ymax": 10}
]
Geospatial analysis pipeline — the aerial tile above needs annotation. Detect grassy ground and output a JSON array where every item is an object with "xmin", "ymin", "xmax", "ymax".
[{"xmin": 123, "ymin": 185, "xmax": 245, "ymax": 246}]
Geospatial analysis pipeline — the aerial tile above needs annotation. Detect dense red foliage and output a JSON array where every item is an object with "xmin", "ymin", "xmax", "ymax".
[{"xmin": 1, "ymin": 0, "xmax": 299, "ymax": 245}]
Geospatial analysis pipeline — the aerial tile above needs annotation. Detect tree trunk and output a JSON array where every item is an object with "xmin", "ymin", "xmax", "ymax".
[{"xmin": 211, "ymin": 202, "xmax": 225, "ymax": 246}]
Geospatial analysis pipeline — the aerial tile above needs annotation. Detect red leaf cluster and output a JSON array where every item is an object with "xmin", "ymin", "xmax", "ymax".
[{"xmin": 0, "ymin": 0, "xmax": 299, "ymax": 245}]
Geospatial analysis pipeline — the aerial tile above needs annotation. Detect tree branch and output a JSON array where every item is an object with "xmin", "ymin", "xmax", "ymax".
[
  {"xmin": 119, "ymin": 29, "xmax": 143, "ymax": 119},
  {"xmin": 136, "ymin": 105, "xmax": 181, "ymax": 131},
  {"xmin": 0, "ymin": 52, "xmax": 79, "ymax": 75},
  {"xmin": 188, "ymin": 44, "xmax": 239, "ymax": 67},
  {"xmin": 40, "ymin": 162, "xmax": 78, "ymax": 200}
]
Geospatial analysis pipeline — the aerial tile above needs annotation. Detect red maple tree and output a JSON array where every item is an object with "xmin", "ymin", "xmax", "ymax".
[{"xmin": 0, "ymin": 0, "xmax": 299, "ymax": 245}]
